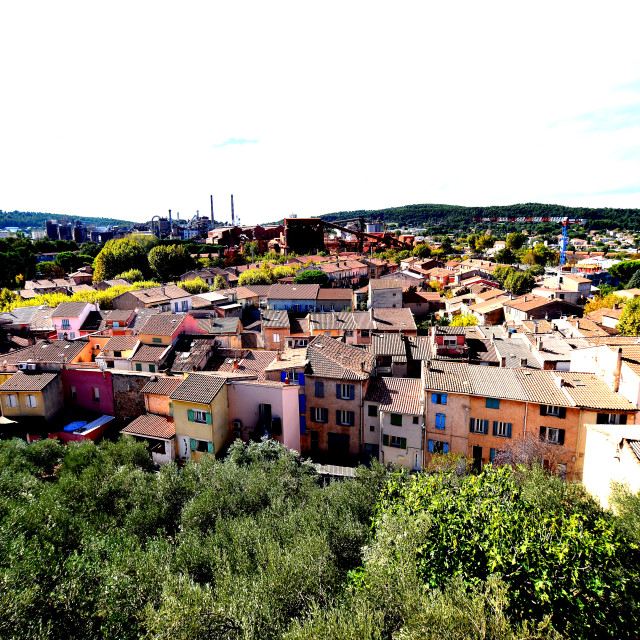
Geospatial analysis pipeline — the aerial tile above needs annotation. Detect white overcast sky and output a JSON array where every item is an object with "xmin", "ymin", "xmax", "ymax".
[{"xmin": 2, "ymin": 1, "xmax": 640, "ymax": 226}]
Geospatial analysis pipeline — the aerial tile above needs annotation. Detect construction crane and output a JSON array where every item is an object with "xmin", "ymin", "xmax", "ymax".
[{"xmin": 472, "ymin": 216, "xmax": 587, "ymax": 266}]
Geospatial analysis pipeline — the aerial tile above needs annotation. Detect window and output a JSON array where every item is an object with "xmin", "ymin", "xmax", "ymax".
[
  {"xmin": 149, "ymin": 364, "xmax": 156, "ymax": 373},
  {"xmin": 540, "ymin": 426, "xmax": 565, "ymax": 445},
  {"xmin": 314, "ymin": 381, "xmax": 324, "ymax": 398},
  {"xmin": 310, "ymin": 431, "xmax": 319, "ymax": 451},
  {"xmin": 174, "ymin": 302, "xmax": 179, "ymax": 312},
  {"xmin": 431, "ymin": 393, "xmax": 447, "ymax": 405},
  {"xmin": 362, "ymin": 329, "xmax": 370, "ymax": 338},
  {"xmin": 152, "ymin": 337, "xmax": 162, "ymax": 343},
  {"xmin": 193, "ymin": 410, "xmax": 208, "ymax": 423},
  {"xmin": 196, "ymin": 439, "xmax": 210, "ymax": 453},
  {"xmin": 182, "ymin": 300, "xmax": 188, "ymax": 311},
  {"xmin": 70, "ymin": 386, "xmax": 76, "ymax": 401},
  {"xmin": 6, "ymin": 394, "xmax": 17, "ymax": 408},
  {"xmin": 486, "ymin": 398, "xmax": 500, "ymax": 409},
  {"xmin": 469, "ymin": 418, "xmax": 489, "ymax": 434},
  {"xmin": 273, "ymin": 333, "xmax": 281, "ymax": 343},
  {"xmin": 69, "ymin": 332, "xmax": 75, "ymax": 339},
  {"xmin": 428, "ymin": 439, "xmax": 450, "ymax": 454},
  {"xmin": 413, "ymin": 416, "xmax": 420, "ymax": 424},
  {"xmin": 492, "ymin": 421, "xmax": 512, "ymax": 438},
  {"xmin": 113, "ymin": 351, "xmax": 122, "ymax": 358},
  {"xmin": 390, "ymin": 413, "xmax": 403, "ymax": 426},
  {"xmin": 311, "ymin": 407, "xmax": 328, "ymax": 423},
  {"xmin": 541, "ymin": 405, "xmax": 566, "ymax": 418},
  {"xmin": 135, "ymin": 363, "xmax": 142, "ymax": 372},
  {"xmin": 26, "ymin": 394, "xmax": 37, "ymax": 408},
  {"xmin": 370, "ymin": 424, "xmax": 375, "ymax": 432},
  {"xmin": 389, "ymin": 435, "xmax": 406, "ymax": 448},
  {"xmin": 338, "ymin": 384, "xmax": 354, "ymax": 400},
  {"xmin": 61, "ymin": 319, "xmax": 71, "ymax": 329},
  {"xmin": 92, "ymin": 387, "xmax": 100, "ymax": 402},
  {"xmin": 345, "ymin": 330, "xmax": 353, "ymax": 337},
  {"xmin": 435, "ymin": 413, "xmax": 446, "ymax": 430},
  {"xmin": 368, "ymin": 404, "xmax": 378, "ymax": 417},
  {"xmin": 443, "ymin": 337, "xmax": 457, "ymax": 346},
  {"xmin": 597, "ymin": 413, "xmax": 627, "ymax": 425},
  {"xmin": 336, "ymin": 410, "xmax": 355, "ymax": 426}
]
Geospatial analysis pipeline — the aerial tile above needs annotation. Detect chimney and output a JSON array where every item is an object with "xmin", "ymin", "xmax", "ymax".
[
  {"xmin": 276, "ymin": 350, "xmax": 281, "ymax": 361},
  {"xmin": 613, "ymin": 346, "xmax": 622, "ymax": 392},
  {"xmin": 536, "ymin": 336, "xmax": 542, "ymax": 351},
  {"xmin": 554, "ymin": 376, "xmax": 564, "ymax": 389},
  {"xmin": 520, "ymin": 357, "xmax": 527, "ymax": 367},
  {"xmin": 231, "ymin": 194, "xmax": 235, "ymax": 226},
  {"xmin": 500, "ymin": 357, "xmax": 506, "ymax": 367},
  {"xmin": 232, "ymin": 359, "xmax": 239, "ymax": 371}
]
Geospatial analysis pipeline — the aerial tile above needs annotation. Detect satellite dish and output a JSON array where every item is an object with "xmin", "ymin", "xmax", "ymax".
[{"xmin": 97, "ymin": 359, "xmax": 107, "ymax": 372}]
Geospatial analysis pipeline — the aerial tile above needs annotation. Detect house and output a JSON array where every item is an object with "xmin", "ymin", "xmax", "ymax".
[
  {"xmin": 316, "ymin": 288, "xmax": 354, "ymax": 312},
  {"xmin": 111, "ymin": 285, "xmax": 191, "ymax": 313},
  {"xmin": 430, "ymin": 326, "xmax": 468, "ymax": 359},
  {"xmin": 368, "ymin": 279, "xmax": 403, "ymax": 309},
  {"xmin": 60, "ymin": 368, "xmax": 115, "ymax": 416},
  {"xmin": 503, "ymin": 295, "xmax": 583, "ymax": 324},
  {"xmin": 51, "ymin": 301, "xmax": 97, "ymax": 340},
  {"xmin": 261, "ymin": 310, "xmax": 291, "ymax": 350},
  {"xmin": 0, "ymin": 339, "xmax": 93, "ymax": 373},
  {"xmin": 169, "ymin": 373, "xmax": 230, "ymax": 461},
  {"xmin": 0, "ymin": 371, "xmax": 63, "ymax": 423},
  {"xmin": 210, "ymin": 349, "xmax": 278, "ymax": 380},
  {"xmin": 137, "ymin": 314, "xmax": 186, "ymax": 346},
  {"xmin": 130, "ymin": 344, "xmax": 172, "ymax": 373},
  {"xmin": 364, "ymin": 377, "xmax": 424, "ymax": 469},
  {"xmin": 95, "ymin": 335, "xmax": 140, "ymax": 370},
  {"xmin": 402, "ymin": 290, "xmax": 442, "ymax": 319},
  {"xmin": 371, "ymin": 308, "xmax": 417, "ymax": 334},
  {"xmin": 122, "ymin": 413, "xmax": 176, "ymax": 465},
  {"xmin": 301, "ymin": 335, "xmax": 376, "ymax": 462},
  {"xmin": 307, "ymin": 311, "xmax": 373, "ymax": 344},
  {"xmin": 266, "ymin": 284, "xmax": 320, "ymax": 312},
  {"xmin": 163, "ymin": 336, "xmax": 218, "ymax": 373},
  {"xmin": 369, "ymin": 333, "xmax": 408, "ymax": 377},
  {"xmin": 0, "ymin": 305, "xmax": 54, "ymax": 347}
]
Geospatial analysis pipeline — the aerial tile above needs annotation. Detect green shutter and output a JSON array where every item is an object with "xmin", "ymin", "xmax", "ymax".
[
  {"xmin": 205, "ymin": 412, "xmax": 212, "ymax": 424},
  {"xmin": 207, "ymin": 441, "xmax": 214, "ymax": 454},
  {"xmin": 169, "ymin": 402, "xmax": 173, "ymax": 416},
  {"xmin": 187, "ymin": 409, "xmax": 194, "ymax": 422},
  {"xmin": 190, "ymin": 438, "xmax": 196, "ymax": 451},
  {"xmin": 149, "ymin": 364, "xmax": 156, "ymax": 373},
  {"xmin": 400, "ymin": 437, "xmax": 407, "ymax": 449},
  {"xmin": 135, "ymin": 363, "xmax": 142, "ymax": 372},
  {"xmin": 383, "ymin": 434, "xmax": 389, "ymax": 446}
]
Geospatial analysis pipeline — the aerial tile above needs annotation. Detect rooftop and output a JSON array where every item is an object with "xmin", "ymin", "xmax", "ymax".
[
  {"xmin": 365, "ymin": 377, "xmax": 423, "ymax": 415},
  {"xmin": 0, "ymin": 371, "xmax": 58, "ymax": 392},
  {"xmin": 169, "ymin": 372, "xmax": 226, "ymax": 404},
  {"xmin": 122, "ymin": 414, "xmax": 175, "ymax": 439},
  {"xmin": 306, "ymin": 334, "xmax": 375, "ymax": 381}
]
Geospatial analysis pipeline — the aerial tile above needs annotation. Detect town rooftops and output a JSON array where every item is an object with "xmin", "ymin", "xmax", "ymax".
[
  {"xmin": 131, "ymin": 344, "xmax": 168, "ymax": 363},
  {"xmin": 372, "ymin": 308, "xmax": 417, "ymax": 331},
  {"xmin": 317, "ymin": 288, "xmax": 355, "ymax": 300},
  {"xmin": 169, "ymin": 372, "xmax": 226, "ymax": 404},
  {"xmin": 214, "ymin": 350, "xmax": 278, "ymax": 379},
  {"xmin": 141, "ymin": 376, "xmax": 183, "ymax": 396},
  {"xmin": 51, "ymin": 301, "xmax": 93, "ymax": 318},
  {"xmin": 365, "ymin": 377, "xmax": 423, "ymax": 415},
  {"xmin": 138, "ymin": 314, "xmax": 185, "ymax": 336},
  {"xmin": 369, "ymin": 278, "xmax": 403, "ymax": 290},
  {"xmin": 2, "ymin": 340, "xmax": 88, "ymax": 365},
  {"xmin": 164, "ymin": 336, "xmax": 218, "ymax": 372},
  {"xmin": 261, "ymin": 310, "xmax": 290, "ymax": 329},
  {"xmin": 122, "ymin": 414, "xmax": 175, "ymax": 439},
  {"xmin": 306, "ymin": 334, "xmax": 375, "ymax": 381},
  {"xmin": 268, "ymin": 284, "xmax": 320, "ymax": 300},
  {"xmin": 0, "ymin": 371, "xmax": 58, "ymax": 392},
  {"xmin": 101, "ymin": 335, "xmax": 139, "ymax": 352},
  {"xmin": 370, "ymin": 333, "xmax": 407, "ymax": 361}
]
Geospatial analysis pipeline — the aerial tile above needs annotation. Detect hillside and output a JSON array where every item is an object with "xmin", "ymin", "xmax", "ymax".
[
  {"xmin": 319, "ymin": 202, "xmax": 640, "ymax": 232},
  {"xmin": 0, "ymin": 209, "xmax": 136, "ymax": 229}
]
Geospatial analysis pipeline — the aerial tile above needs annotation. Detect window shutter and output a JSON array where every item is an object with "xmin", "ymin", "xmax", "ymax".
[
  {"xmin": 149, "ymin": 364, "xmax": 156, "ymax": 373},
  {"xmin": 443, "ymin": 443, "xmax": 450, "ymax": 454},
  {"xmin": 169, "ymin": 402, "xmax": 173, "ymax": 416},
  {"xmin": 540, "ymin": 405, "xmax": 547, "ymax": 416},
  {"xmin": 506, "ymin": 423, "xmax": 512, "ymax": 438},
  {"xmin": 297, "ymin": 372, "xmax": 305, "ymax": 386},
  {"xmin": 187, "ymin": 409, "xmax": 194, "ymax": 422},
  {"xmin": 620, "ymin": 414, "xmax": 628, "ymax": 425},
  {"xmin": 348, "ymin": 411, "xmax": 355, "ymax": 426},
  {"xmin": 190, "ymin": 438, "xmax": 197, "ymax": 451},
  {"xmin": 336, "ymin": 409, "xmax": 341, "ymax": 425},
  {"xmin": 383, "ymin": 434, "xmax": 389, "ymax": 446},
  {"xmin": 336, "ymin": 384, "xmax": 342, "ymax": 399},
  {"xmin": 539, "ymin": 426, "xmax": 547, "ymax": 441},
  {"xmin": 281, "ymin": 371, "xmax": 287, "ymax": 383},
  {"xmin": 492, "ymin": 421, "xmax": 498, "ymax": 436},
  {"xmin": 205, "ymin": 412, "xmax": 212, "ymax": 425},
  {"xmin": 558, "ymin": 407, "xmax": 566, "ymax": 419},
  {"xmin": 469, "ymin": 418, "xmax": 475, "ymax": 433},
  {"xmin": 558, "ymin": 429, "xmax": 565, "ymax": 446},
  {"xmin": 349, "ymin": 385, "xmax": 355, "ymax": 400},
  {"xmin": 483, "ymin": 420, "xmax": 489, "ymax": 435},
  {"xmin": 298, "ymin": 394, "xmax": 306, "ymax": 413},
  {"xmin": 135, "ymin": 363, "xmax": 142, "ymax": 372},
  {"xmin": 432, "ymin": 393, "xmax": 437, "ymax": 404},
  {"xmin": 428, "ymin": 440, "xmax": 434, "ymax": 453},
  {"xmin": 207, "ymin": 441, "xmax": 214, "ymax": 453},
  {"xmin": 490, "ymin": 448, "xmax": 495, "ymax": 462},
  {"xmin": 300, "ymin": 415, "xmax": 306, "ymax": 434},
  {"xmin": 400, "ymin": 437, "xmax": 407, "ymax": 449},
  {"xmin": 316, "ymin": 381, "xmax": 324, "ymax": 397},
  {"xmin": 596, "ymin": 413, "xmax": 607, "ymax": 424},
  {"xmin": 442, "ymin": 394, "xmax": 447, "ymax": 405}
]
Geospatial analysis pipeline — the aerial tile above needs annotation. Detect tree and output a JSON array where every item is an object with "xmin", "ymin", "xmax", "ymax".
[
  {"xmin": 467, "ymin": 233, "xmax": 481, "ymax": 252},
  {"xmin": 54, "ymin": 251, "xmax": 81, "ymax": 273},
  {"xmin": 93, "ymin": 238, "xmax": 149, "ymax": 282},
  {"xmin": 626, "ymin": 268, "xmax": 640, "ymax": 289},
  {"xmin": 584, "ymin": 292, "xmax": 624, "ymax": 314},
  {"xmin": 36, "ymin": 261, "xmax": 66, "ymax": 279},
  {"xmin": 440, "ymin": 237, "xmax": 454, "ymax": 254},
  {"xmin": 272, "ymin": 265, "xmax": 298, "ymax": 280},
  {"xmin": 148, "ymin": 244, "xmax": 194, "ymax": 282},
  {"xmin": 180, "ymin": 277, "xmax": 210, "ymax": 295},
  {"xmin": 79, "ymin": 241, "xmax": 101, "ymax": 257},
  {"xmin": 243, "ymin": 240, "xmax": 260, "ymax": 260},
  {"xmin": 506, "ymin": 232, "xmax": 527, "ymax": 251},
  {"xmin": 293, "ymin": 270, "xmax": 329, "ymax": 286},
  {"xmin": 238, "ymin": 268, "xmax": 274, "ymax": 287},
  {"xmin": 477, "ymin": 235, "xmax": 496, "ymax": 252},
  {"xmin": 115, "ymin": 269, "xmax": 145, "ymax": 283},
  {"xmin": 129, "ymin": 232, "xmax": 160, "ymax": 253},
  {"xmin": 213, "ymin": 275, "xmax": 227, "ymax": 290},
  {"xmin": 494, "ymin": 248, "xmax": 516, "ymax": 265},
  {"xmin": 618, "ymin": 298, "xmax": 640, "ymax": 335},
  {"xmin": 504, "ymin": 271, "xmax": 535, "ymax": 295},
  {"xmin": 493, "ymin": 265, "xmax": 516, "ymax": 287},
  {"xmin": 412, "ymin": 243, "xmax": 431, "ymax": 258},
  {"xmin": 450, "ymin": 312, "xmax": 478, "ymax": 326}
]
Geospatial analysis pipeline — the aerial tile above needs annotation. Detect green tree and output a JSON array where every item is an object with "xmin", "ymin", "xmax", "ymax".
[
  {"xmin": 93, "ymin": 238, "xmax": 149, "ymax": 282},
  {"xmin": 493, "ymin": 265, "xmax": 516, "ymax": 287},
  {"xmin": 79, "ymin": 241, "xmax": 101, "ymax": 257},
  {"xmin": 504, "ymin": 270, "xmax": 535, "ymax": 295},
  {"xmin": 626, "ymin": 268, "xmax": 640, "ymax": 289},
  {"xmin": 213, "ymin": 275, "xmax": 227, "ymax": 290},
  {"xmin": 584, "ymin": 292, "xmax": 624, "ymax": 314},
  {"xmin": 148, "ymin": 244, "xmax": 194, "ymax": 282},
  {"xmin": 129, "ymin": 232, "xmax": 160, "ymax": 253},
  {"xmin": 293, "ymin": 270, "xmax": 329, "ymax": 286},
  {"xmin": 450, "ymin": 312, "xmax": 478, "ymax": 326},
  {"xmin": 179, "ymin": 278, "xmax": 210, "ymax": 295},
  {"xmin": 440, "ymin": 237, "xmax": 454, "ymax": 254},
  {"xmin": 506, "ymin": 232, "xmax": 527, "ymax": 251},
  {"xmin": 412, "ymin": 243, "xmax": 432, "ymax": 258},
  {"xmin": 494, "ymin": 247, "xmax": 516, "ymax": 264},
  {"xmin": 272, "ymin": 265, "xmax": 298, "ymax": 280},
  {"xmin": 618, "ymin": 297, "xmax": 640, "ymax": 335},
  {"xmin": 36, "ymin": 261, "xmax": 66, "ymax": 279},
  {"xmin": 115, "ymin": 268, "xmax": 145, "ymax": 283},
  {"xmin": 238, "ymin": 267, "xmax": 275, "ymax": 287},
  {"xmin": 54, "ymin": 251, "xmax": 81, "ymax": 273}
]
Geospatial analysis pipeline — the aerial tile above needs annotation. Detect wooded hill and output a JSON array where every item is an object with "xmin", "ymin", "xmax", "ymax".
[
  {"xmin": 320, "ymin": 202, "xmax": 640, "ymax": 232},
  {"xmin": 0, "ymin": 210, "xmax": 135, "ymax": 229}
]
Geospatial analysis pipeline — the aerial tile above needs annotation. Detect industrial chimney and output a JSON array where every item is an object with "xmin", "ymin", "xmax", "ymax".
[
  {"xmin": 231, "ymin": 194, "xmax": 235, "ymax": 226},
  {"xmin": 210, "ymin": 195, "xmax": 215, "ymax": 223}
]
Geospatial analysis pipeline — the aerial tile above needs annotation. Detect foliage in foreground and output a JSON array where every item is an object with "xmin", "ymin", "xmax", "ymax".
[{"xmin": 0, "ymin": 439, "xmax": 637, "ymax": 639}]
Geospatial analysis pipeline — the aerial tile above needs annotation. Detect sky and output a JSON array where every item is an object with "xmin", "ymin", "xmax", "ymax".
[{"xmin": 2, "ymin": 2, "xmax": 640, "ymax": 226}]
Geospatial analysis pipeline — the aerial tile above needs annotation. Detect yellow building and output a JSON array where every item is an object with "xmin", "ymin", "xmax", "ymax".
[
  {"xmin": 169, "ymin": 373, "xmax": 229, "ymax": 461},
  {"xmin": 0, "ymin": 371, "xmax": 63, "ymax": 421}
]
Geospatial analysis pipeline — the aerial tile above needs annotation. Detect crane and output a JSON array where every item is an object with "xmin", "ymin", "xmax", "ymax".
[{"xmin": 471, "ymin": 216, "xmax": 586, "ymax": 266}]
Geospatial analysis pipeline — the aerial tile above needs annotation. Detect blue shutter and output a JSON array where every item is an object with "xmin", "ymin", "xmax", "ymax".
[
  {"xmin": 299, "ymin": 415, "xmax": 306, "ymax": 435},
  {"xmin": 483, "ymin": 420, "xmax": 489, "ymax": 435},
  {"xmin": 441, "ymin": 394, "xmax": 447, "ymax": 405},
  {"xmin": 490, "ymin": 448, "xmax": 496, "ymax": 462},
  {"xmin": 349, "ymin": 385, "xmax": 355, "ymax": 400},
  {"xmin": 297, "ymin": 372, "xmax": 305, "ymax": 386},
  {"xmin": 443, "ymin": 443, "xmax": 450, "ymax": 454},
  {"xmin": 492, "ymin": 421, "xmax": 498, "ymax": 436},
  {"xmin": 281, "ymin": 371, "xmax": 287, "ymax": 383},
  {"xmin": 469, "ymin": 418, "xmax": 475, "ymax": 433},
  {"xmin": 336, "ymin": 409, "xmax": 341, "ymax": 425},
  {"xmin": 506, "ymin": 423, "xmax": 512, "ymax": 438},
  {"xmin": 298, "ymin": 394, "xmax": 306, "ymax": 413},
  {"xmin": 336, "ymin": 384, "xmax": 342, "ymax": 399},
  {"xmin": 428, "ymin": 440, "xmax": 434, "ymax": 453},
  {"xmin": 432, "ymin": 393, "xmax": 438, "ymax": 404}
]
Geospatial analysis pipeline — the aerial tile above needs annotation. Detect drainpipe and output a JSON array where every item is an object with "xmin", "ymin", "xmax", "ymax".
[{"xmin": 523, "ymin": 401, "xmax": 528, "ymax": 459}]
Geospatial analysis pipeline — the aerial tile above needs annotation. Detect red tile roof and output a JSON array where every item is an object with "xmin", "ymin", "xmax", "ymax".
[{"xmin": 122, "ymin": 414, "xmax": 175, "ymax": 439}]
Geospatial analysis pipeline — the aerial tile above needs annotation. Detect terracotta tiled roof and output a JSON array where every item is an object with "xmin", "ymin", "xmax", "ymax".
[
  {"xmin": 317, "ymin": 288, "xmax": 355, "ymax": 300},
  {"xmin": 139, "ymin": 314, "xmax": 185, "ymax": 337},
  {"xmin": 165, "ymin": 336, "xmax": 218, "ymax": 373},
  {"xmin": 169, "ymin": 372, "xmax": 226, "ymax": 404},
  {"xmin": 268, "ymin": 284, "xmax": 320, "ymax": 300},
  {"xmin": 131, "ymin": 344, "xmax": 168, "ymax": 363},
  {"xmin": 365, "ymin": 377, "xmax": 423, "ymax": 415},
  {"xmin": 306, "ymin": 334, "xmax": 375, "ymax": 380},
  {"xmin": 51, "ymin": 301, "xmax": 92, "ymax": 318},
  {"xmin": 370, "ymin": 333, "xmax": 407, "ymax": 357},
  {"xmin": 215, "ymin": 350, "xmax": 277, "ymax": 379},
  {"xmin": 122, "ymin": 414, "xmax": 175, "ymax": 439},
  {"xmin": 141, "ymin": 376, "xmax": 183, "ymax": 396},
  {"xmin": 369, "ymin": 279, "xmax": 402, "ymax": 290},
  {"xmin": 0, "ymin": 371, "xmax": 58, "ymax": 392},
  {"xmin": 262, "ymin": 310, "xmax": 290, "ymax": 329},
  {"xmin": 2, "ymin": 340, "xmax": 88, "ymax": 365},
  {"xmin": 372, "ymin": 308, "xmax": 417, "ymax": 331},
  {"xmin": 101, "ymin": 336, "xmax": 139, "ymax": 352}
]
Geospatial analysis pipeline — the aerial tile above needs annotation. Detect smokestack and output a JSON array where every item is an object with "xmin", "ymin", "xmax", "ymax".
[
  {"xmin": 231, "ymin": 194, "xmax": 235, "ymax": 226},
  {"xmin": 168, "ymin": 209, "xmax": 172, "ymax": 225},
  {"xmin": 211, "ymin": 195, "xmax": 215, "ymax": 223},
  {"xmin": 613, "ymin": 346, "xmax": 622, "ymax": 392}
]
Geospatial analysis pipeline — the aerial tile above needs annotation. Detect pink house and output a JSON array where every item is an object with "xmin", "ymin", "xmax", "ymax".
[
  {"xmin": 431, "ymin": 326, "xmax": 467, "ymax": 357},
  {"xmin": 61, "ymin": 368, "xmax": 115, "ymax": 416},
  {"xmin": 51, "ymin": 301, "xmax": 97, "ymax": 340}
]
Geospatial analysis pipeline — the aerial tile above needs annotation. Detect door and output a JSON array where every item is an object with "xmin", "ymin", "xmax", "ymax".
[
  {"xmin": 177, "ymin": 435, "xmax": 191, "ymax": 459},
  {"xmin": 328, "ymin": 432, "xmax": 350, "ymax": 463},
  {"xmin": 413, "ymin": 451, "xmax": 422, "ymax": 471},
  {"xmin": 472, "ymin": 445, "xmax": 482, "ymax": 472}
]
